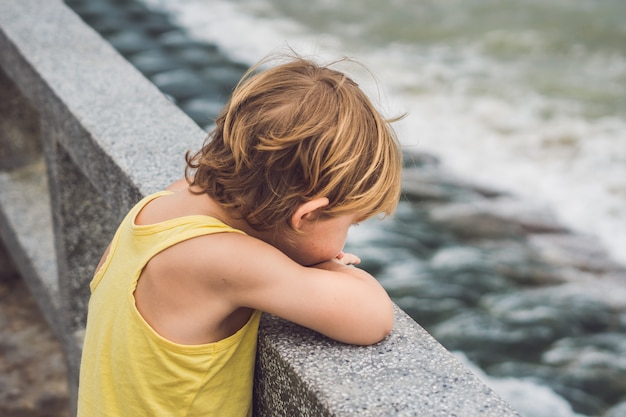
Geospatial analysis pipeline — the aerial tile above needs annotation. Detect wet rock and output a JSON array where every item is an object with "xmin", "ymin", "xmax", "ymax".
[
  {"xmin": 604, "ymin": 401, "xmax": 626, "ymax": 417},
  {"xmin": 430, "ymin": 245, "xmax": 485, "ymax": 270},
  {"xmin": 200, "ymin": 65, "xmax": 248, "ymax": 94},
  {"xmin": 388, "ymin": 201, "xmax": 456, "ymax": 250},
  {"xmin": 474, "ymin": 240, "xmax": 567, "ymax": 285},
  {"xmin": 433, "ymin": 287, "xmax": 622, "ymax": 368},
  {"xmin": 107, "ymin": 30, "xmax": 158, "ymax": 55},
  {"xmin": 428, "ymin": 197, "xmax": 569, "ymax": 239},
  {"xmin": 482, "ymin": 289, "xmax": 620, "ymax": 337},
  {"xmin": 402, "ymin": 150, "xmax": 442, "ymax": 169},
  {"xmin": 542, "ymin": 333, "xmax": 626, "ymax": 367},
  {"xmin": 179, "ymin": 97, "xmax": 225, "ymax": 129},
  {"xmin": 157, "ymin": 30, "xmax": 197, "ymax": 49},
  {"xmin": 487, "ymin": 362, "xmax": 607, "ymax": 416},
  {"xmin": 394, "ymin": 295, "xmax": 467, "ymax": 326},
  {"xmin": 127, "ymin": 49, "xmax": 182, "ymax": 76},
  {"xmin": 432, "ymin": 312, "xmax": 559, "ymax": 364},
  {"xmin": 151, "ymin": 69, "xmax": 219, "ymax": 101},
  {"xmin": 528, "ymin": 233, "xmax": 625, "ymax": 273},
  {"xmin": 83, "ymin": 14, "xmax": 129, "ymax": 36},
  {"xmin": 402, "ymin": 167, "xmax": 500, "ymax": 203},
  {"xmin": 173, "ymin": 44, "xmax": 227, "ymax": 68},
  {"xmin": 130, "ymin": 11, "xmax": 176, "ymax": 37},
  {"xmin": 65, "ymin": 0, "xmax": 121, "ymax": 21},
  {"xmin": 429, "ymin": 246, "xmax": 513, "ymax": 292},
  {"xmin": 541, "ymin": 334, "xmax": 626, "ymax": 404},
  {"xmin": 402, "ymin": 150, "xmax": 507, "ymax": 197}
]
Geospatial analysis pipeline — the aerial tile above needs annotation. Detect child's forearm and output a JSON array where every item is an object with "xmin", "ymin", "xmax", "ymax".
[
  {"xmin": 310, "ymin": 256, "xmax": 364, "ymax": 274},
  {"xmin": 309, "ymin": 259, "xmax": 394, "ymax": 344},
  {"xmin": 311, "ymin": 258, "xmax": 387, "ymax": 297}
]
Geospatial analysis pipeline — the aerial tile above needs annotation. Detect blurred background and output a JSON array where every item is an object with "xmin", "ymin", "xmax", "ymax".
[{"xmin": 146, "ymin": 0, "xmax": 626, "ymax": 265}]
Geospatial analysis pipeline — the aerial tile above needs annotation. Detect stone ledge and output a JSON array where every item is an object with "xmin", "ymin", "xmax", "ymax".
[{"xmin": 255, "ymin": 306, "xmax": 519, "ymax": 416}]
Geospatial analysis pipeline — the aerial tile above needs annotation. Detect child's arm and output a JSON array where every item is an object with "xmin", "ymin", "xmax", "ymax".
[{"xmin": 205, "ymin": 234, "xmax": 394, "ymax": 346}]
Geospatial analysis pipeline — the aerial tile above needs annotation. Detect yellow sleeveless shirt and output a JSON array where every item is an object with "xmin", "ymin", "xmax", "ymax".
[{"xmin": 77, "ymin": 192, "xmax": 261, "ymax": 417}]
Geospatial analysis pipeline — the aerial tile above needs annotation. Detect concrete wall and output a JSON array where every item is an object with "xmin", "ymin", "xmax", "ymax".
[{"xmin": 0, "ymin": 1, "xmax": 520, "ymax": 415}]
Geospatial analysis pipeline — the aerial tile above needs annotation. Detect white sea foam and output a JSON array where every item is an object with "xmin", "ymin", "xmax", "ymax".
[
  {"xmin": 142, "ymin": 0, "xmax": 626, "ymax": 264},
  {"xmin": 454, "ymin": 352, "xmax": 588, "ymax": 417}
]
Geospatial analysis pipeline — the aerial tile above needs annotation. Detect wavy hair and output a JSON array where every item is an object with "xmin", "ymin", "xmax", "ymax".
[{"xmin": 185, "ymin": 55, "xmax": 402, "ymax": 231}]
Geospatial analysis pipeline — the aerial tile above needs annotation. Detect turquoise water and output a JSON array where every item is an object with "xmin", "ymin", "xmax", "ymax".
[
  {"xmin": 147, "ymin": 0, "xmax": 626, "ymax": 264},
  {"xmin": 260, "ymin": 0, "xmax": 626, "ymax": 119}
]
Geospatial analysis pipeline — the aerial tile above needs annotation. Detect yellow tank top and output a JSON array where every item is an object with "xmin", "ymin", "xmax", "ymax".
[{"xmin": 77, "ymin": 192, "xmax": 261, "ymax": 417}]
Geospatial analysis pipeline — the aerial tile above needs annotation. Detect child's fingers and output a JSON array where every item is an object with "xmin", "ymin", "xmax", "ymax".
[{"xmin": 336, "ymin": 251, "xmax": 361, "ymax": 265}]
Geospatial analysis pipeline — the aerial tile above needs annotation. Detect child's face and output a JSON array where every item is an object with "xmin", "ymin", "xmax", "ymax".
[{"xmin": 277, "ymin": 213, "xmax": 359, "ymax": 266}]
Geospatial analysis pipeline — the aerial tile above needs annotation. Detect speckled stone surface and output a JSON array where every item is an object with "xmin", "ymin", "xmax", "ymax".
[{"xmin": 255, "ymin": 305, "xmax": 520, "ymax": 416}]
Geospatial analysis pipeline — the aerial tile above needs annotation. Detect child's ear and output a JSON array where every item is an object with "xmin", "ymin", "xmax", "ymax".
[{"xmin": 291, "ymin": 197, "xmax": 330, "ymax": 229}]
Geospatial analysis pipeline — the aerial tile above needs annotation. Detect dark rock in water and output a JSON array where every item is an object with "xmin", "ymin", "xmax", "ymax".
[
  {"xmin": 401, "ymin": 180, "xmax": 458, "ymax": 202},
  {"xmin": 129, "ymin": 10, "xmax": 176, "ymax": 37},
  {"xmin": 82, "ymin": 14, "xmax": 129, "ymax": 36},
  {"xmin": 428, "ymin": 246, "xmax": 513, "ymax": 292},
  {"xmin": 173, "ymin": 44, "xmax": 228, "ymax": 69},
  {"xmin": 127, "ymin": 49, "xmax": 182, "ymax": 76},
  {"xmin": 107, "ymin": 30, "xmax": 158, "ymax": 55},
  {"xmin": 179, "ymin": 97, "xmax": 225, "ymax": 129},
  {"xmin": 547, "ymin": 384, "xmax": 606, "ymax": 417},
  {"xmin": 487, "ymin": 361, "xmax": 607, "ymax": 416},
  {"xmin": 157, "ymin": 30, "xmax": 198, "ymax": 49},
  {"xmin": 402, "ymin": 167, "xmax": 505, "ymax": 203},
  {"xmin": 200, "ymin": 65, "xmax": 249, "ymax": 94},
  {"xmin": 604, "ymin": 401, "xmax": 626, "ymax": 417},
  {"xmin": 394, "ymin": 295, "xmax": 467, "ymax": 326},
  {"xmin": 66, "ymin": 0, "xmax": 250, "ymax": 122},
  {"xmin": 121, "ymin": 0, "xmax": 151, "ymax": 18},
  {"xmin": 528, "ymin": 233, "xmax": 625, "ymax": 273},
  {"xmin": 151, "ymin": 69, "xmax": 221, "ymax": 101},
  {"xmin": 388, "ymin": 201, "xmax": 456, "ymax": 250},
  {"xmin": 541, "ymin": 334, "xmax": 626, "ymax": 405},
  {"xmin": 429, "ymin": 245, "xmax": 485, "ymax": 270},
  {"xmin": 65, "ymin": 0, "xmax": 121, "ymax": 21},
  {"xmin": 432, "ymin": 311, "xmax": 559, "ymax": 363},
  {"xmin": 429, "ymin": 202, "xmax": 523, "ymax": 239},
  {"xmin": 428, "ymin": 197, "xmax": 570, "ymax": 239},
  {"xmin": 473, "ymin": 240, "xmax": 567, "ymax": 286},
  {"xmin": 433, "ymin": 286, "xmax": 621, "ymax": 368},
  {"xmin": 401, "ymin": 150, "xmax": 509, "ymax": 199},
  {"xmin": 402, "ymin": 150, "xmax": 442, "ymax": 169},
  {"xmin": 542, "ymin": 333, "xmax": 626, "ymax": 368},
  {"xmin": 482, "ymin": 289, "xmax": 620, "ymax": 337}
]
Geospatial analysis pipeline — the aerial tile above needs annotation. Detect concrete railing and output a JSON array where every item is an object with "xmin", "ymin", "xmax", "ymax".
[{"xmin": 0, "ymin": 1, "xmax": 520, "ymax": 415}]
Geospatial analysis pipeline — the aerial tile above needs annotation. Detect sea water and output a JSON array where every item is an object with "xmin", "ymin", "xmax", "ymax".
[
  {"xmin": 140, "ymin": 1, "xmax": 625, "ymax": 415},
  {"xmin": 144, "ymin": 0, "xmax": 626, "ymax": 265}
]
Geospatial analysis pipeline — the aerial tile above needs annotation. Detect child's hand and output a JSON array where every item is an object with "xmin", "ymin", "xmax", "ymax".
[{"xmin": 335, "ymin": 251, "xmax": 361, "ymax": 266}]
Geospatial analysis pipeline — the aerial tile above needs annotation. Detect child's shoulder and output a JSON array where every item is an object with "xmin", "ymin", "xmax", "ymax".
[{"xmin": 136, "ymin": 184, "xmax": 223, "ymax": 227}]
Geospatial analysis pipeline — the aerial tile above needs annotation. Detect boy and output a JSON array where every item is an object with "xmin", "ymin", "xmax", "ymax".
[{"xmin": 77, "ymin": 55, "xmax": 402, "ymax": 416}]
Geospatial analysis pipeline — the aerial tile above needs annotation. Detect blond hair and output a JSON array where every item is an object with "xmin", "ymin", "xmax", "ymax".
[{"xmin": 186, "ymin": 55, "xmax": 402, "ymax": 231}]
